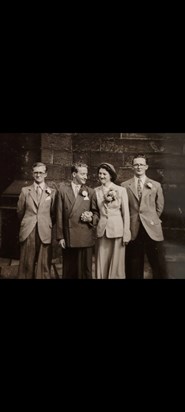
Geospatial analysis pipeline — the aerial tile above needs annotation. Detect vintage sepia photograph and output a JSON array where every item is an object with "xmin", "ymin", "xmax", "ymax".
[{"xmin": 0, "ymin": 132, "xmax": 184, "ymax": 279}]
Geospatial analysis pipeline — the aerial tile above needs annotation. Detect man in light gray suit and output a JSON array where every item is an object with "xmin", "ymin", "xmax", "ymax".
[
  {"xmin": 121, "ymin": 154, "xmax": 167, "ymax": 279},
  {"xmin": 17, "ymin": 162, "xmax": 56, "ymax": 279}
]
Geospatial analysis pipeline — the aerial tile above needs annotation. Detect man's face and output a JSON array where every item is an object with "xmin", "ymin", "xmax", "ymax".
[
  {"xmin": 32, "ymin": 165, "xmax": 47, "ymax": 184},
  {"xmin": 132, "ymin": 157, "xmax": 148, "ymax": 177},
  {"xmin": 72, "ymin": 167, "xmax": 88, "ymax": 185}
]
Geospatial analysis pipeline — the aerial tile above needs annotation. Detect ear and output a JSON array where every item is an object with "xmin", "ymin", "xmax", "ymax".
[
  {"xmin": 72, "ymin": 172, "xmax": 76, "ymax": 179},
  {"xmin": 145, "ymin": 165, "xmax": 149, "ymax": 171}
]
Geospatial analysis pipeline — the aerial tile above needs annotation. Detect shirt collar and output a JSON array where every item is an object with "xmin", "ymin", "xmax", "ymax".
[
  {"xmin": 34, "ymin": 182, "xmax": 45, "ymax": 191},
  {"xmin": 134, "ymin": 175, "xmax": 146, "ymax": 185},
  {"xmin": 72, "ymin": 182, "xmax": 81, "ymax": 189}
]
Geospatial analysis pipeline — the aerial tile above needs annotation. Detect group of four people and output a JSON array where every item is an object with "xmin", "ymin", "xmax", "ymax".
[{"xmin": 17, "ymin": 154, "xmax": 167, "ymax": 279}]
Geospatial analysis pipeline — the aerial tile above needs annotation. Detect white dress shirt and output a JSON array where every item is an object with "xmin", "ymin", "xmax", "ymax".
[
  {"xmin": 71, "ymin": 182, "xmax": 81, "ymax": 197},
  {"xmin": 34, "ymin": 182, "xmax": 45, "ymax": 192}
]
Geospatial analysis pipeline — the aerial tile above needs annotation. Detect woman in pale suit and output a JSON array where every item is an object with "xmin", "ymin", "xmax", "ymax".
[{"xmin": 92, "ymin": 163, "xmax": 131, "ymax": 279}]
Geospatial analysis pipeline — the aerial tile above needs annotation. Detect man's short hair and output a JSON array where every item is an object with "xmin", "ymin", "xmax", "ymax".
[
  {"xmin": 71, "ymin": 162, "xmax": 88, "ymax": 174},
  {"xmin": 132, "ymin": 154, "xmax": 148, "ymax": 165},
  {"xmin": 32, "ymin": 162, "xmax": 48, "ymax": 172}
]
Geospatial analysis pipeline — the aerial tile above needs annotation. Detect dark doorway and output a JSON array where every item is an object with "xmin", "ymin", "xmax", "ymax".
[
  {"xmin": 0, "ymin": 133, "xmax": 41, "ymax": 258},
  {"xmin": 0, "ymin": 134, "xmax": 20, "ymax": 195}
]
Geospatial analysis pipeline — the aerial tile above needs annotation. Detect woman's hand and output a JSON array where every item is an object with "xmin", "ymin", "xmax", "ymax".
[
  {"xmin": 123, "ymin": 240, "xmax": 129, "ymax": 246},
  {"xmin": 81, "ymin": 211, "xmax": 93, "ymax": 222}
]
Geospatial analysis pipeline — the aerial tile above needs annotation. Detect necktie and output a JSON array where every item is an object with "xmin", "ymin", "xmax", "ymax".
[
  {"xmin": 137, "ymin": 178, "xmax": 142, "ymax": 201},
  {"xmin": 74, "ymin": 185, "xmax": 80, "ymax": 198},
  {"xmin": 36, "ymin": 185, "xmax": 42, "ymax": 202}
]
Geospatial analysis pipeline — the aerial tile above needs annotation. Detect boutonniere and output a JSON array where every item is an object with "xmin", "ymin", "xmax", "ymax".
[
  {"xmin": 45, "ymin": 187, "xmax": 52, "ymax": 195},
  {"xmin": 81, "ymin": 190, "xmax": 89, "ymax": 200},
  {"xmin": 146, "ymin": 182, "xmax": 153, "ymax": 189}
]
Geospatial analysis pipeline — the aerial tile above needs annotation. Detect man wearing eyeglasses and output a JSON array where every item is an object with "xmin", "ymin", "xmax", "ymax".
[
  {"xmin": 121, "ymin": 154, "xmax": 167, "ymax": 279},
  {"xmin": 17, "ymin": 162, "xmax": 56, "ymax": 279}
]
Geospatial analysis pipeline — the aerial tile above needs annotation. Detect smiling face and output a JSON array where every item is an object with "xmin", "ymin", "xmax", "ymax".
[
  {"xmin": 132, "ymin": 157, "xmax": 148, "ymax": 177},
  {"xmin": 98, "ymin": 168, "xmax": 112, "ymax": 185},
  {"xmin": 72, "ymin": 166, "xmax": 88, "ymax": 185},
  {"xmin": 32, "ymin": 165, "xmax": 47, "ymax": 184}
]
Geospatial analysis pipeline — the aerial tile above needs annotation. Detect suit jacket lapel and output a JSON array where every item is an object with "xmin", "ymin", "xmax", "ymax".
[
  {"xmin": 128, "ymin": 178, "xmax": 139, "ymax": 201},
  {"xmin": 69, "ymin": 185, "xmax": 88, "ymax": 218},
  {"xmin": 29, "ymin": 184, "xmax": 39, "ymax": 207},
  {"xmin": 39, "ymin": 185, "xmax": 48, "ymax": 207},
  {"xmin": 66, "ymin": 183, "xmax": 76, "ymax": 206},
  {"xmin": 141, "ymin": 178, "xmax": 151, "ymax": 201}
]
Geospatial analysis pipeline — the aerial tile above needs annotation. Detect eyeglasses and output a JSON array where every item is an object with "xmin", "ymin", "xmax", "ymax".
[
  {"xmin": 133, "ymin": 164, "xmax": 147, "ymax": 167},
  {"xmin": 33, "ymin": 172, "xmax": 46, "ymax": 175}
]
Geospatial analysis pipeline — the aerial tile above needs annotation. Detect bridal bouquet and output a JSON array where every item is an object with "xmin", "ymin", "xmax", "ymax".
[
  {"xmin": 104, "ymin": 189, "xmax": 117, "ymax": 203},
  {"xmin": 81, "ymin": 211, "xmax": 93, "ymax": 222}
]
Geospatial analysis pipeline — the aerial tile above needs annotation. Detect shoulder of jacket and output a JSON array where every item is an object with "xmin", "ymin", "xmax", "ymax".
[
  {"xmin": 21, "ymin": 185, "xmax": 32, "ymax": 193},
  {"xmin": 50, "ymin": 187, "xmax": 57, "ymax": 194},
  {"xmin": 86, "ymin": 186, "xmax": 94, "ymax": 194},
  {"xmin": 121, "ymin": 179, "xmax": 133, "ymax": 187},
  {"xmin": 149, "ymin": 179, "xmax": 161, "ymax": 187},
  {"xmin": 113, "ymin": 183, "xmax": 124, "ymax": 191},
  {"xmin": 117, "ymin": 186, "xmax": 128, "ymax": 197},
  {"xmin": 58, "ymin": 182, "xmax": 70, "ymax": 191},
  {"xmin": 94, "ymin": 186, "xmax": 102, "ymax": 192},
  {"xmin": 46, "ymin": 182, "xmax": 58, "ymax": 192},
  {"xmin": 119, "ymin": 185, "xmax": 127, "ymax": 192}
]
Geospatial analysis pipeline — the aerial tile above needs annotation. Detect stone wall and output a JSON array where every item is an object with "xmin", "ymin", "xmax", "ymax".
[
  {"xmin": 0, "ymin": 133, "xmax": 41, "ymax": 194},
  {"xmin": 41, "ymin": 132, "xmax": 185, "ymax": 241},
  {"xmin": 1, "ymin": 132, "xmax": 185, "ymax": 259}
]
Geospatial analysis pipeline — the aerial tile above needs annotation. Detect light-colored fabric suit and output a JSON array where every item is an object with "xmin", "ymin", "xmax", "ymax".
[
  {"xmin": 56, "ymin": 183, "xmax": 95, "ymax": 278},
  {"xmin": 94, "ymin": 183, "xmax": 131, "ymax": 242},
  {"xmin": 17, "ymin": 184, "xmax": 56, "ymax": 278},
  {"xmin": 121, "ymin": 178, "xmax": 164, "ymax": 241},
  {"xmin": 121, "ymin": 177, "xmax": 167, "ymax": 279},
  {"xmin": 92, "ymin": 183, "xmax": 131, "ymax": 279}
]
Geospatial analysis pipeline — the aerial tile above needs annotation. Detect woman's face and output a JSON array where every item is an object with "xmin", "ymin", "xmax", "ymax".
[{"xmin": 98, "ymin": 168, "xmax": 111, "ymax": 185}]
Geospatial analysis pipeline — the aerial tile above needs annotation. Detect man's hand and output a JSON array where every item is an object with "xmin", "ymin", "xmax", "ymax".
[{"xmin": 59, "ymin": 239, "xmax": 66, "ymax": 249}]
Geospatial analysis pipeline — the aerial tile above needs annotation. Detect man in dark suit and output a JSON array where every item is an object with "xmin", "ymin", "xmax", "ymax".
[
  {"xmin": 17, "ymin": 162, "xmax": 56, "ymax": 279},
  {"xmin": 56, "ymin": 162, "xmax": 95, "ymax": 279},
  {"xmin": 121, "ymin": 154, "xmax": 167, "ymax": 279}
]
